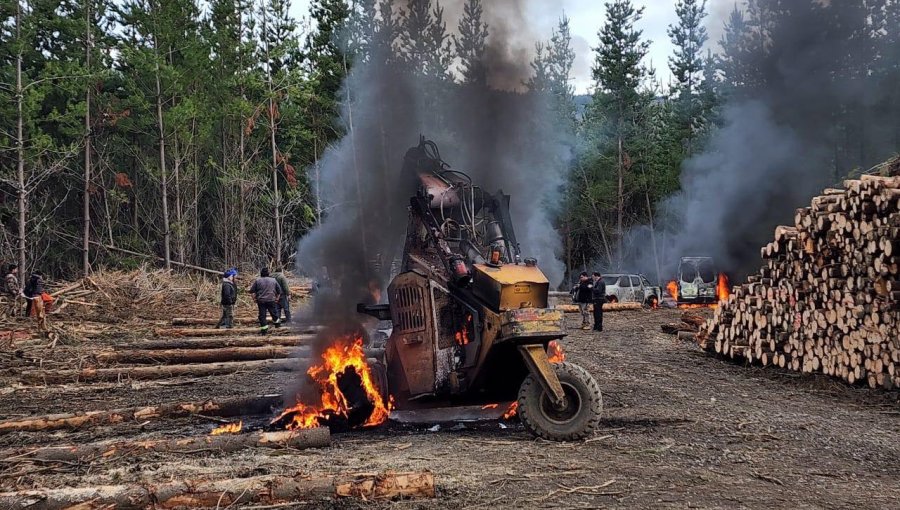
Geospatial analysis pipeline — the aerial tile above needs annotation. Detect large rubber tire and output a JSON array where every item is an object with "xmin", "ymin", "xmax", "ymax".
[{"xmin": 517, "ymin": 362, "xmax": 602, "ymax": 441}]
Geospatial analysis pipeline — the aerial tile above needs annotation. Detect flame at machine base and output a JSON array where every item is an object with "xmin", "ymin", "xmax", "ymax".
[{"xmin": 272, "ymin": 336, "xmax": 393, "ymax": 431}]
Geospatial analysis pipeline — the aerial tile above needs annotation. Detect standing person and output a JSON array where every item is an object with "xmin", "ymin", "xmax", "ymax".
[
  {"xmin": 216, "ymin": 269, "xmax": 238, "ymax": 329},
  {"xmin": 4, "ymin": 265, "xmax": 21, "ymax": 317},
  {"xmin": 571, "ymin": 272, "xmax": 594, "ymax": 330},
  {"xmin": 23, "ymin": 271, "xmax": 44, "ymax": 318},
  {"xmin": 249, "ymin": 267, "xmax": 280, "ymax": 335},
  {"xmin": 272, "ymin": 267, "xmax": 291, "ymax": 323},
  {"xmin": 591, "ymin": 272, "xmax": 607, "ymax": 332}
]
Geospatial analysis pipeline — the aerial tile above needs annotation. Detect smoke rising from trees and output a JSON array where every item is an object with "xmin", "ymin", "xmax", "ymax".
[
  {"xmin": 297, "ymin": 0, "xmax": 573, "ymax": 333},
  {"xmin": 622, "ymin": 0, "xmax": 900, "ymax": 281}
]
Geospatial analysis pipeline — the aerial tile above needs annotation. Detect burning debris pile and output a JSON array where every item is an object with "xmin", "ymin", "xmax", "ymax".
[
  {"xmin": 696, "ymin": 170, "xmax": 900, "ymax": 388},
  {"xmin": 272, "ymin": 336, "xmax": 392, "ymax": 431}
]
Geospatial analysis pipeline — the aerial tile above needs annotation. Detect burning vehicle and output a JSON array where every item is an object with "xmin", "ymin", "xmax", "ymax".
[
  {"xmin": 666, "ymin": 257, "xmax": 731, "ymax": 307},
  {"xmin": 674, "ymin": 257, "xmax": 718, "ymax": 305},
  {"xmin": 274, "ymin": 138, "xmax": 601, "ymax": 441},
  {"xmin": 346, "ymin": 138, "xmax": 601, "ymax": 441}
]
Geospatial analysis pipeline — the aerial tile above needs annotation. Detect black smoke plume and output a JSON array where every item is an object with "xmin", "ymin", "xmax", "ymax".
[
  {"xmin": 295, "ymin": 1, "xmax": 570, "ymax": 347},
  {"xmin": 625, "ymin": 1, "xmax": 900, "ymax": 282}
]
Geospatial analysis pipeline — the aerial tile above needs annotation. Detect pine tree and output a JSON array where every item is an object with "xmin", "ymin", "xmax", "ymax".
[
  {"xmin": 453, "ymin": 0, "xmax": 488, "ymax": 85},
  {"xmin": 717, "ymin": 5, "xmax": 752, "ymax": 98},
  {"xmin": 398, "ymin": 0, "xmax": 452, "ymax": 79},
  {"xmin": 667, "ymin": 0, "xmax": 708, "ymax": 156},
  {"xmin": 589, "ymin": 0, "xmax": 650, "ymax": 261}
]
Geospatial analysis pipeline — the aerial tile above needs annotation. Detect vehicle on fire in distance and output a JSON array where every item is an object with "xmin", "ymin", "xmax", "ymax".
[
  {"xmin": 359, "ymin": 137, "xmax": 602, "ymax": 442},
  {"xmin": 601, "ymin": 273, "xmax": 661, "ymax": 307},
  {"xmin": 676, "ymin": 257, "xmax": 718, "ymax": 304}
]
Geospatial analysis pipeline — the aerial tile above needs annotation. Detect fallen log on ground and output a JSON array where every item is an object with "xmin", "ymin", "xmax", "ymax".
[
  {"xmin": 115, "ymin": 334, "xmax": 316, "ymax": 350},
  {"xmin": 155, "ymin": 326, "xmax": 316, "ymax": 337},
  {"xmin": 20, "ymin": 358, "xmax": 300, "ymax": 384},
  {"xmin": 97, "ymin": 345, "xmax": 384, "ymax": 365},
  {"xmin": 170, "ymin": 317, "xmax": 315, "ymax": 326},
  {"xmin": 20, "ymin": 356, "xmax": 381, "ymax": 384},
  {"xmin": 96, "ymin": 346, "xmax": 297, "ymax": 365},
  {"xmin": 0, "ymin": 470, "xmax": 433, "ymax": 509},
  {"xmin": 661, "ymin": 323, "xmax": 697, "ymax": 335},
  {"xmin": 556, "ymin": 302, "xmax": 642, "ymax": 313},
  {"xmin": 0, "ymin": 428, "xmax": 330, "ymax": 465},
  {"xmin": 0, "ymin": 394, "xmax": 282, "ymax": 434}
]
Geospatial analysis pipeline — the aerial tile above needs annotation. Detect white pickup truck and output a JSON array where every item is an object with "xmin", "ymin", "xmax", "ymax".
[{"xmin": 601, "ymin": 274, "xmax": 661, "ymax": 307}]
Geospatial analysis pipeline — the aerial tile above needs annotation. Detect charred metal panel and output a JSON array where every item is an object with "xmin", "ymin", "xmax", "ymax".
[{"xmin": 387, "ymin": 272, "xmax": 435, "ymax": 396}]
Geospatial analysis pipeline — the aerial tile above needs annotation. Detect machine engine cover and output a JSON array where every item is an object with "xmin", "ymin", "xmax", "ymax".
[{"xmin": 472, "ymin": 264, "xmax": 549, "ymax": 311}]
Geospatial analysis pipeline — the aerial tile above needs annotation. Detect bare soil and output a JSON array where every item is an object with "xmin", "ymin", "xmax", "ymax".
[{"xmin": 1, "ymin": 305, "xmax": 899, "ymax": 509}]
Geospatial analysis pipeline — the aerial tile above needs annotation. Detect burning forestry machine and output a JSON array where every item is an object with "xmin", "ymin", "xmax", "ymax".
[{"xmin": 359, "ymin": 138, "xmax": 602, "ymax": 441}]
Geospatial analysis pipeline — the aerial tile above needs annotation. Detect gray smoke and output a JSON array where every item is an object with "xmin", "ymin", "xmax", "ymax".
[
  {"xmin": 622, "ymin": 1, "xmax": 900, "ymax": 283},
  {"xmin": 297, "ymin": 0, "xmax": 570, "ymax": 341}
]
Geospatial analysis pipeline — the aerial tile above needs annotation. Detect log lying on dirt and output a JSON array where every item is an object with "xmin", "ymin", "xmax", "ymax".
[
  {"xmin": 20, "ymin": 358, "xmax": 301, "ymax": 384},
  {"xmin": 115, "ymin": 334, "xmax": 316, "ymax": 350},
  {"xmin": 556, "ymin": 302, "xmax": 642, "ymax": 313},
  {"xmin": 96, "ymin": 345, "xmax": 384, "ymax": 365},
  {"xmin": 0, "ymin": 394, "xmax": 282, "ymax": 434},
  {"xmin": 96, "ymin": 346, "xmax": 298, "ymax": 365},
  {"xmin": 661, "ymin": 311, "xmax": 709, "ymax": 335},
  {"xmin": 1, "ymin": 428, "xmax": 330, "ymax": 464},
  {"xmin": 155, "ymin": 326, "xmax": 315, "ymax": 337},
  {"xmin": 697, "ymin": 167, "xmax": 900, "ymax": 388},
  {"xmin": 170, "ymin": 317, "xmax": 315, "ymax": 326},
  {"xmin": 0, "ymin": 471, "xmax": 433, "ymax": 510},
  {"xmin": 20, "ymin": 355, "xmax": 381, "ymax": 384}
]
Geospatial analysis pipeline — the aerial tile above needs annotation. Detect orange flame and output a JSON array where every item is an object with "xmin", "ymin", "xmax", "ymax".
[
  {"xmin": 211, "ymin": 421, "xmax": 242, "ymax": 435},
  {"xmin": 502, "ymin": 402, "xmax": 519, "ymax": 420},
  {"xmin": 717, "ymin": 273, "xmax": 731, "ymax": 302},
  {"xmin": 481, "ymin": 403, "xmax": 499, "ymax": 410},
  {"xmin": 547, "ymin": 340, "xmax": 565, "ymax": 364},
  {"xmin": 455, "ymin": 314, "xmax": 473, "ymax": 346},
  {"xmin": 274, "ymin": 336, "xmax": 393, "ymax": 430},
  {"xmin": 666, "ymin": 280, "xmax": 678, "ymax": 300}
]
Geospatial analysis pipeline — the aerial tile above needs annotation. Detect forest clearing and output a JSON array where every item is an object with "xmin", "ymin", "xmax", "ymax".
[{"xmin": 1, "ymin": 283, "xmax": 898, "ymax": 509}]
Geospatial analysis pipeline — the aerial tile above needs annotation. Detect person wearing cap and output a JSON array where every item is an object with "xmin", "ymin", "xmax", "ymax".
[
  {"xmin": 249, "ymin": 267, "xmax": 281, "ymax": 335},
  {"xmin": 216, "ymin": 269, "xmax": 238, "ymax": 329},
  {"xmin": 571, "ymin": 272, "xmax": 594, "ymax": 330}
]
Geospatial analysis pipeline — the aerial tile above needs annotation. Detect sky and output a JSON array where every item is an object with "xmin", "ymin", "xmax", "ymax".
[{"xmin": 289, "ymin": 0, "xmax": 737, "ymax": 94}]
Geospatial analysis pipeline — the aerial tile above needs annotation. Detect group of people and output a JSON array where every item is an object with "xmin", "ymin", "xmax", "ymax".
[
  {"xmin": 571, "ymin": 271, "xmax": 607, "ymax": 332},
  {"xmin": 217, "ymin": 267, "xmax": 292, "ymax": 335},
  {"xmin": 2, "ymin": 265, "xmax": 52, "ymax": 321}
]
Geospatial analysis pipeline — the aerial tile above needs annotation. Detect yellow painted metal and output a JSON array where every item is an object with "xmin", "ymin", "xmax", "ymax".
[
  {"xmin": 500, "ymin": 308, "xmax": 566, "ymax": 339},
  {"xmin": 472, "ymin": 264, "xmax": 550, "ymax": 311},
  {"xmin": 518, "ymin": 344, "xmax": 565, "ymax": 405}
]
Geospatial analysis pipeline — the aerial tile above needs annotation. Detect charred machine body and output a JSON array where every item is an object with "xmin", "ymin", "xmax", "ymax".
[{"xmin": 360, "ymin": 138, "xmax": 602, "ymax": 441}]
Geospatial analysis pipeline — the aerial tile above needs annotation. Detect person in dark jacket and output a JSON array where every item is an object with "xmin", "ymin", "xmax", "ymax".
[
  {"xmin": 272, "ymin": 267, "xmax": 291, "ymax": 323},
  {"xmin": 23, "ymin": 271, "xmax": 44, "ymax": 318},
  {"xmin": 591, "ymin": 272, "xmax": 607, "ymax": 332},
  {"xmin": 216, "ymin": 269, "xmax": 238, "ymax": 329},
  {"xmin": 571, "ymin": 272, "xmax": 594, "ymax": 330},
  {"xmin": 249, "ymin": 267, "xmax": 281, "ymax": 335}
]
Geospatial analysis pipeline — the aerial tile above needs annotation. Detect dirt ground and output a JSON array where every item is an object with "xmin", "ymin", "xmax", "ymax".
[{"xmin": 1, "ymin": 305, "xmax": 899, "ymax": 509}]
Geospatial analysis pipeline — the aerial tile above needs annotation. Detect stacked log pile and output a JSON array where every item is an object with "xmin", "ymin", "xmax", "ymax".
[{"xmin": 698, "ymin": 174, "xmax": 900, "ymax": 388}]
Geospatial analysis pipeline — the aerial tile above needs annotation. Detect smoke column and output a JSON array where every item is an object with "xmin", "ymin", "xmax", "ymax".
[
  {"xmin": 296, "ymin": 0, "xmax": 570, "ymax": 345},
  {"xmin": 623, "ymin": 1, "xmax": 900, "ymax": 282}
]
